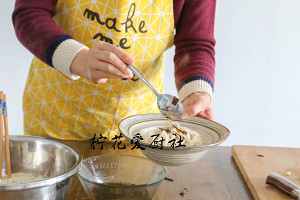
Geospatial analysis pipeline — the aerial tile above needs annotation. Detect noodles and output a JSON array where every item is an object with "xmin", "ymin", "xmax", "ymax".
[
  {"xmin": 0, "ymin": 172, "xmax": 48, "ymax": 184},
  {"xmin": 145, "ymin": 123, "xmax": 203, "ymax": 147}
]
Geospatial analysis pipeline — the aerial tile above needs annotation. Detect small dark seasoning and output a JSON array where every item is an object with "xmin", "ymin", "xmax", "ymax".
[
  {"xmin": 158, "ymin": 127, "xmax": 171, "ymax": 133},
  {"xmin": 164, "ymin": 177, "xmax": 174, "ymax": 182},
  {"xmin": 257, "ymin": 154, "xmax": 264, "ymax": 157},
  {"xmin": 172, "ymin": 125, "xmax": 187, "ymax": 135},
  {"xmin": 172, "ymin": 96, "xmax": 179, "ymax": 106}
]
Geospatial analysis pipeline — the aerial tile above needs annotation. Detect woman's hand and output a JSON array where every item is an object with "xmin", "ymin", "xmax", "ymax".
[
  {"xmin": 70, "ymin": 41, "xmax": 133, "ymax": 84},
  {"xmin": 181, "ymin": 92, "xmax": 215, "ymax": 121}
]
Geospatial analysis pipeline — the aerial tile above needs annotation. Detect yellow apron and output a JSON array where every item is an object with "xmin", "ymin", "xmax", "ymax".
[{"xmin": 23, "ymin": 0, "xmax": 174, "ymax": 140}]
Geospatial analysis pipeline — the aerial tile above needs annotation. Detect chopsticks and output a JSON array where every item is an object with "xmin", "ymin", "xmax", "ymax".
[
  {"xmin": 0, "ymin": 91, "xmax": 11, "ymax": 179},
  {"xmin": 0, "ymin": 92, "xmax": 3, "ymax": 179}
]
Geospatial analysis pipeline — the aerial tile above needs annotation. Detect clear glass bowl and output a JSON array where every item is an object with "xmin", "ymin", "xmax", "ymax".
[{"xmin": 77, "ymin": 154, "xmax": 166, "ymax": 200}]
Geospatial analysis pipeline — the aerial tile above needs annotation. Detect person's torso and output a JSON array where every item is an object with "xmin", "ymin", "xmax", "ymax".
[{"xmin": 23, "ymin": 0, "xmax": 174, "ymax": 140}]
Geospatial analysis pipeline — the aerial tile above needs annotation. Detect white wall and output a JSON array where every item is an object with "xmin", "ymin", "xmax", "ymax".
[
  {"xmin": 0, "ymin": 1, "xmax": 32, "ymax": 135},
  {"xmin": 215, "ymin": 0, "xmax": 300, "ymax": 147},
  {"xmin": 1, "ymin": 1, "xmax": 300, "ymax": 147}
]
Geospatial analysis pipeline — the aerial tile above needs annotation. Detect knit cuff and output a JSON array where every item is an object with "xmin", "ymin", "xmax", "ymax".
[
  {"xmin": 52, "ymin": 39, "xmax": 89, "ymax": 80},
  {"xmin": 178, "ymin": 79, "xmax": 213, "ymax": 102}
]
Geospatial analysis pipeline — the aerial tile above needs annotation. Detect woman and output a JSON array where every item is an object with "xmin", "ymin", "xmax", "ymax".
[{"xmin": 12, "ymin": 0, "xmax": 216, "ymax": 141}]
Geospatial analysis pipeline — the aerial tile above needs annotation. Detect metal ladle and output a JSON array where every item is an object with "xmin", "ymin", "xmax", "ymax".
[{"xmin": 128, "ymin": 65, "xmax": 183, "ymax": 120}]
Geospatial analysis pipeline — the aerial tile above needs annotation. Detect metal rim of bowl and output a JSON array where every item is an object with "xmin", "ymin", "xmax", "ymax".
[
  {"xmin": 118, "ymin": 113, "xmax": 230, "ymax": 151},
  {"xmin": 0, "ymin": 135, "xmax": 83, "ymax": 191},
  {"xmin": 77, "ymin": 154, "xmax": 167, "ymax": 187}
]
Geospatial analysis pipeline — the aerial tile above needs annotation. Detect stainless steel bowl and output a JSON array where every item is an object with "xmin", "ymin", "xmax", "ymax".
[{"xmin": 0, "ymin": 135, "xmax": 82, "ymax": 200}]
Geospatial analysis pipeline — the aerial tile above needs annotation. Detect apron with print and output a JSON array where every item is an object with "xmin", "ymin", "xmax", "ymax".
[{"xmin": 23, "ymin": 0, "xmax": 174, "ymax": 140}]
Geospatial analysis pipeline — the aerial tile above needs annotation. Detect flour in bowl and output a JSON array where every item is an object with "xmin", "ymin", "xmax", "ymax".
[{"xmin": 0, "ymin": 172, "xmax": 49, "ymax": 184}]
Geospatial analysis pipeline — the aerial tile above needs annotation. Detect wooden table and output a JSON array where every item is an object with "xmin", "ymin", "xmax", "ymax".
[{"xmin": 63, "ymin": 141, "xmax": 254, "ymax": 200}]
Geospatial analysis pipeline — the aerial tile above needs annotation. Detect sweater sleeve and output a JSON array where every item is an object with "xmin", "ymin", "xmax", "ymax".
[
  {"xmin": 173, "ymin": 0, "xmax": 216, "ymax": 101},
  {"xmin": 12, "ymin": 0, "xmax": 88, "ymax": 79}
]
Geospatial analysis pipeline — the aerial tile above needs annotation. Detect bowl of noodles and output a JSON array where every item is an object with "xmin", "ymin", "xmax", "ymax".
[{"xmin": 118, "ymin": 113, "xmax": 229, "ymax": 166}]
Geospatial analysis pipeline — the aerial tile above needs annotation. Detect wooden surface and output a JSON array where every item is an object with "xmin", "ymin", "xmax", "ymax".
[
  {"xmin": 62, "ymin": 140, "xmax": 253, "ymax": 200},
  {"xmin": 232, "ymin": 145, "xmax": 300, "ymax": 200}
]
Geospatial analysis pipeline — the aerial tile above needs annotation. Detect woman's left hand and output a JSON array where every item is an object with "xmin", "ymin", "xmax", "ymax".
[{"xmin": 181, "ymin": 92, "xmax": 215, "ymax": 121}]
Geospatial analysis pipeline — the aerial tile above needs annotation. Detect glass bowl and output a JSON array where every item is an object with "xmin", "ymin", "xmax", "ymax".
[
  {"xmin": 118, "ymin": 113, "xmax": 230, "ymax": 166},
  {"xmin": 77, "ymin": 154, "xmax": 166, "ymax": 200}
]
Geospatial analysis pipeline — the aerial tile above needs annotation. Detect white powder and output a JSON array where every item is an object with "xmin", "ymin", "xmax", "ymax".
[{"xmin": 0, "ymin": 172, "xmax": 49, "ymax": 184}]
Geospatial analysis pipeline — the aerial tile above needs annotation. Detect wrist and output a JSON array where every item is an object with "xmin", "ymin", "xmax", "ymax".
[
  {"xmin": 192, "ymin": 91, "xmax": 212, "ymax": 104},
  {"xmin": 70, "ymin": 48, "xmax": 89, "ymax": 78},
  {"xmin": 178, "ymin": 79, "xmax": 213, "ymax": 102},
  {"xmin": 51, "ymin": 38, "xmax": 89, "ymax": 80}
]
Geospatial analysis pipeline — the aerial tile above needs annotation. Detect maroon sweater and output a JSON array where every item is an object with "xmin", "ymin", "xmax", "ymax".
[{"xmin": 12, "ymin": 0, "xmax": 216, "ymax": 93}]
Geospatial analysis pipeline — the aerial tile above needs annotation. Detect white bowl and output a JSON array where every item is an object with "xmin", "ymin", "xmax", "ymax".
[{"xmin": 118, "ymin": 113, "xmax": 230, "ymax": 166}]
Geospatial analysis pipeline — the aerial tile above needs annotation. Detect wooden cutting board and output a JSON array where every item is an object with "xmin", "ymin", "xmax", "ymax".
[{"xmin": 232, "ymin": 145, "xmax": 300, "ymax": 200}]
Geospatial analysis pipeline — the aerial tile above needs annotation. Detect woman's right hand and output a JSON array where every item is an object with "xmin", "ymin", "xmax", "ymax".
[{"xmin": 70, "ymin": 41, "xmax": 134, "ymax": 84}]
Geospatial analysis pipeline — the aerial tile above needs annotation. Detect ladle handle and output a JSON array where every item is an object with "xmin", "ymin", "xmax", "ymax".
[{"xmin": 128, "ymin": 65, "xmax": 160, "ymax": 98}]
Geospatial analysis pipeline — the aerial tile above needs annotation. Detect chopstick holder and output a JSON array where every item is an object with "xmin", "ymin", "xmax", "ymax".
[
  {"xmin": 0, "ymin": 91, "xmax": 3, "ymax": 179},
  {"xmin": 3, "ymin": 94, "xmax": 11, "ymax": 178}
]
